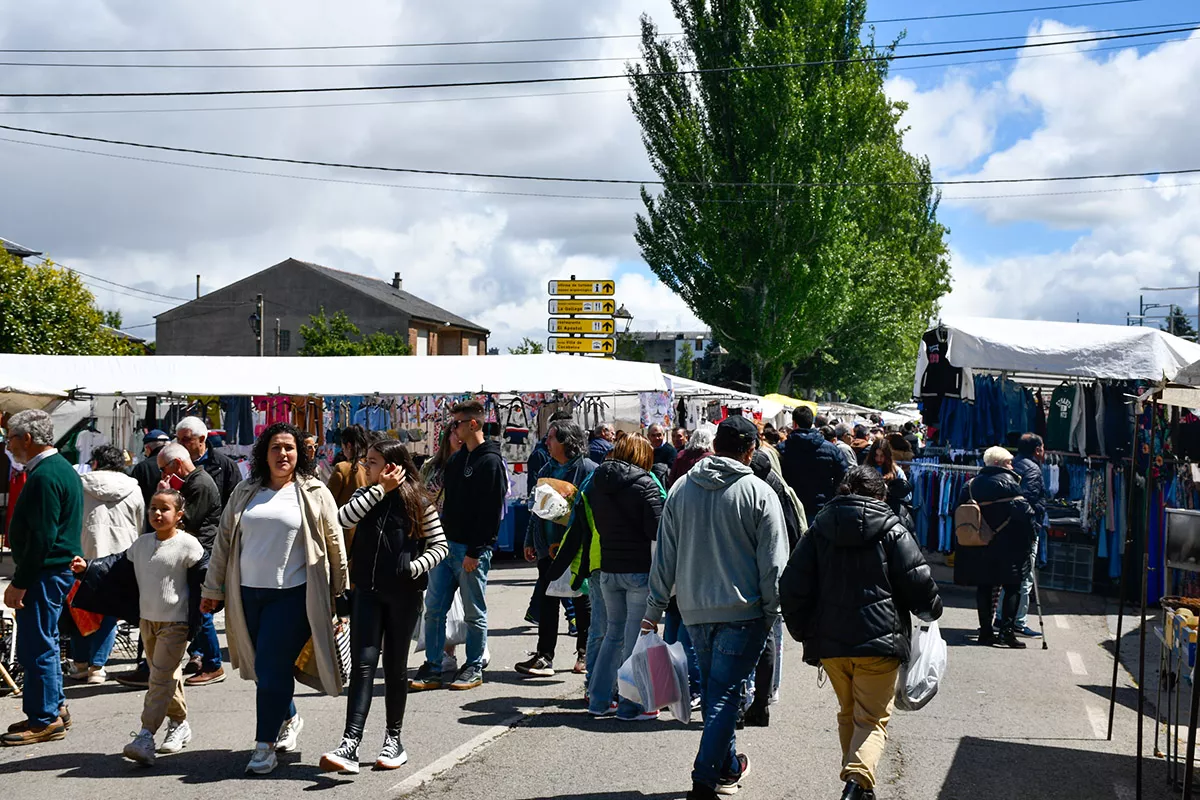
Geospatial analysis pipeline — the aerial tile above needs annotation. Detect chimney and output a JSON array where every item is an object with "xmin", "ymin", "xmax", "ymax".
[{"xmin": 392, "ymin": 272, "xmax": 402, "ymax": 290}]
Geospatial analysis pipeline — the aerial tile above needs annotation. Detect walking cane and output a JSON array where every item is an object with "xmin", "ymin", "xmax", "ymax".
[{"xmin": 1031, "ymin": 560, "xmax": 1049, "ymax": 650}]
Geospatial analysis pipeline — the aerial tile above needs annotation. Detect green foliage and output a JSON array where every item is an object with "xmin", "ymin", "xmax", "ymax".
[
  {"xmin": 628, "ymin": 0, "xmax": 950, "ymax": 394},
  {"xmin": 0, "ymin": 251, "xmax": 144, "ymax": 355},
  {"xmin": 298, "ymin": 308, "xmax": 411, "ymax": 356},
  {"xmin": 508, "ymin": 337, "xmax": 545, "ymax": 354},
  {"xmin": 678, "ymin": 341, "xmax": 695, "ymax": 378},
  {"xmin": 102, "ymin": 310, "xmax": 123, "ymax": 330},
  {"xmin": 1163, "ymin": 305, "xmax": 1196, "ymax": 340},
  {"xmin": 614, "ymin": 332, "xmax": 648, "ymax": 362}
]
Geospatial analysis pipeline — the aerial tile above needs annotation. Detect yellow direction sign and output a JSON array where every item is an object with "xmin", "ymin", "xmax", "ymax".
[
  {"xmin": 549, "ymin": 318, "xmax": 617, "ymax": 335},
  {"xmin": 547, "ymin": 337, "xmax": 616, "ymax": 354},
  {"xmin": 548, "ymin": 279, "xmax": 615, "ymax": 296},
  {"xmin": 548, "ymin": 298, "xmax": 616, "ymax": 315}
]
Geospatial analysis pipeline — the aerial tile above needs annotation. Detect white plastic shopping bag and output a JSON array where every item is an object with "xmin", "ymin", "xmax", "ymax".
[
  {"xmin": 546, "ymin": 569, "xmax": 583, "ymax": 599},
  {"xmin": 415, "ymin": 592, "xmax": 468, "ymax": 650},
  {"xmin": 895, "ymin": 619, "xmax": 947, "ymax": 711},
  {"xmin": 617, "ymin": 632, "xmax": 690, "ymax": 723}
]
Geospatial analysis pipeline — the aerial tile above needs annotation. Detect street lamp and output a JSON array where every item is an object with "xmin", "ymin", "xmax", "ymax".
[{"xmin": 612, "ymin": 304, "xmax": 634, "ymax": 334}]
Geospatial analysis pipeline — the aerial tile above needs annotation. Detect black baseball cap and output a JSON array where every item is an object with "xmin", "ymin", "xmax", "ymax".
[
  {"xmin": 715, "ymin": 415, "xmax": 759, "ymax": 451},
  {"xmin": 143, "ymin": 429, "xmax": 169, "ymax": 444}
]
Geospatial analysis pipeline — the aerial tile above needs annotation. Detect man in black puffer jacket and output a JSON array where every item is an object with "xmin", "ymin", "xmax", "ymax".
[
  {"xmin": 1007, "ymin": 433, "xmax": 1048, "ymax": 638},
  {"xmin": 780, "ymin": 466, "xmax": 941, "ymax": 800},
  {"xmin": 954, "ymin": 447, "xmax": 1037, "ymax": 649},
  {"xmin": 782, "ymin": 406, "xmax": 848, "ymax": 520}
]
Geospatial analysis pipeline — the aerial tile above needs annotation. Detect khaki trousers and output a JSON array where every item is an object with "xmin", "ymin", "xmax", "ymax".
[
  {"xmin": 822, "ymin": 656, "xmax": 901, "ymax": 789},
  {"xmin": 140, "ymin": 620, "xmax": 190, "ymax": 734}
]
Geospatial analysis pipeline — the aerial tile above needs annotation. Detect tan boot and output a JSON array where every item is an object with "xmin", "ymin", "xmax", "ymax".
[{"xmin": 1, "ymin": 718, "xmax": 66, "ymax": 746}]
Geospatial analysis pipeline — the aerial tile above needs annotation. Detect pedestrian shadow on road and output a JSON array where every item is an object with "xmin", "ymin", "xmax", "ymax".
[{"xmin": 937, "ymin": 736, "xmax": 1137, "ymax": 799}]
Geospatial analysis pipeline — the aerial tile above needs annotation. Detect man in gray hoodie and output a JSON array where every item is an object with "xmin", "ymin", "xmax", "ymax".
[{"xmin": 642, "ymin": 415, "xmax": 788, "ymax": 800}]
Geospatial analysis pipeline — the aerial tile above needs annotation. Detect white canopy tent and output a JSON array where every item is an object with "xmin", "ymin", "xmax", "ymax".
[
  {"xmin": 0, "ymin": 353, "xmax": 668, "ymax": 397},
  {"xmin": 0, "ymin": 380, "xmax": 67, "ymax": 414},
  {"xmin": 668, "ymin": 375, "xmax": 786, "ymax": 422},
  {"xmin": 914, "ymin": 316, "xmax": 1200, "ymax": 395}
]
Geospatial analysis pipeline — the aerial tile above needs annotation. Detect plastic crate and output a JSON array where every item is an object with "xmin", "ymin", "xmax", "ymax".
[{"xmin": 1039, "ymin": 541, "xmax": 1095, "ymax": 594}]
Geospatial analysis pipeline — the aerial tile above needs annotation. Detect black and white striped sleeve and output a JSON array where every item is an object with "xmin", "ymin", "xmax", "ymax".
[
  {"xmin": 409, "ymin": 504, "xmax": 449, "ymax": 579},
  {"xmin": 336, "ymin": 485, "xmax": 385, "ymax": 530}
]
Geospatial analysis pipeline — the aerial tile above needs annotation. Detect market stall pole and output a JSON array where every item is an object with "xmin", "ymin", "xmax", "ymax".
[{"xmin": 1108, "ymin": 407, "xmax": 1141, "ymax": 740}]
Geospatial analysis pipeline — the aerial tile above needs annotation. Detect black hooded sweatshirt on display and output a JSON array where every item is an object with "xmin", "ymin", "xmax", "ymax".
[
  {"xmin": 586, "ymin": 460, "xmax": 664, "ymax": 574},
  {"xmin": 441, "ymin": 440, "xmax": 508, "ymax": 559},
  {"xmin": 780, "ymin": 494, "xmax": 942, "ymax": 666},
  {"xmin": 782, "ymin": 428, "xmax": 849, "ymax": 519}
]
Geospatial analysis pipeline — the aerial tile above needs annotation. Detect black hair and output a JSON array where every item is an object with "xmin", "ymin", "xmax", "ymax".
[
  {"xmin": 90, "ymin": 444, "xmax": 126, "ymax": 472},
  {"xmin": 714, "ymin": 426, "xmax": 757, "ymax": 456},
  {"xmin": 792, "ymin": 406, "xmax": 815, "ymax": 429},
  {"xmin": 301, "ymin": 431, "xmax": 317, "ymax": 443},
  {"xmin": 549, "ymin": 409, "xmax": 575, "ymax": 422},
  {"xmin": 369, "ymin": 439, "xmax": 432, "ymax": 530},
  {"xmin": 151, "ymin": 488, "xmax": 186, "ymax": 513},
  {"xmin": 452, "ymin": 398, "xmax": 485, "ymax": 419},
  {"xmin": 838, "ymin": 465, "xmax": 888, "ymax": 500},
  {"xmin": 548, "ymin": 421, "xmax": 587, "ymax": 460},
  {"xmin": 903, "ymin": 421, "xmax": 916, "ymax": 433},
  {"xmin": 1017, "ymin": 432, "xmax": 1044, "ymax": 457},
  {"xmin": 251, "ymin": 422, "xmax": 316, "ymax": 483},
  {"xmin": 819, "ymin": 425, "xmax": 836, "ymax": 442},
  {"xmin": 815, "ymin": 414, "xmax": 829, "ymax": 427},
  {"xmin": 341, "ymin": 424, "xmax": 369, "ymax": 459}
]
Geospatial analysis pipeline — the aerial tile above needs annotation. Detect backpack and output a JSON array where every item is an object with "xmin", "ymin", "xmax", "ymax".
[{"xmin": 954, "ymin": 480, "xmax": 1011, "ymax": 547}]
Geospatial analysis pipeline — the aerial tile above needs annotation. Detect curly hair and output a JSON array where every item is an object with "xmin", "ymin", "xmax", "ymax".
[
  {"xmin": 251, "ymin": 422, "xmax": 316, "ymax": 483},
  {"xmin": 90, "ymin": 443, "xmax": 127, "ymax": 472}
]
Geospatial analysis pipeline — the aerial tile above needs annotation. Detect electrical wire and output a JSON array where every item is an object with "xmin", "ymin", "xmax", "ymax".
[
  {"xmin": 3, "ymin": 19, "xmax": 1193, "ymax": 69},
  {"xmin": 3, "ymin": 122, "xmax": 1200, "ymax": 189},
  {"xmin": 0, "ymin": 25, "xmax": 1190, "ymax": 98},
  {"xmin": 0, "ymin": 1, "xmax": 1148, "ymax": 54}
]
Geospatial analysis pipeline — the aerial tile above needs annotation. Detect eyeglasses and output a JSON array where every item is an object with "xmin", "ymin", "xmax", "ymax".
[{"xmin": 449, "ymin": 419, "xmax": 474, "ymax": 430}]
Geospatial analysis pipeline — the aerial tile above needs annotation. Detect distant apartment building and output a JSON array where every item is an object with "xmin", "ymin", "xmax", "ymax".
[{"xmin": 630, "ymin": 330, "xmax": 712, "ymax": 375}]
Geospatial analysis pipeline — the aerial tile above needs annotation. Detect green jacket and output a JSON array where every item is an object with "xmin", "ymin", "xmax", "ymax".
[{"xmin": 9, "ymin": 452, "xmax": 84, "ymax": 589}]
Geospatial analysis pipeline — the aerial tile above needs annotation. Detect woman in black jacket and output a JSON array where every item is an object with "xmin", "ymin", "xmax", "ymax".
[
  {"xmin": 580, "ymin": 433, "xmax": 665, "ymax": 720},
  {"xmin": 319, "ymin": 440, "xmax": 448, "ymax": 775},
  {"xmin": 780, "ymin": 466, "xmax": 942, "ymax": 800},
  {"xmin": 953, "ymin": 447, "xmax": 1037, "ymax": 649}
]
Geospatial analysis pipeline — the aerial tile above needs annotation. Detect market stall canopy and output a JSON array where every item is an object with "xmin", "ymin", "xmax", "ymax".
[
  {"xmin": 1147, "ymin": 358, "xmax": 1200, "ymax": 409},
  {"xmin": 919, "ymin": 317, "xmax": 1200, "ymax": 384},
  {"xmin": 762, "ymin": 393, "xmax": 818, "ymax": 413},
  {"xmin": 0, "ymin": 353, "xmax": 668, "ymax": 397},
  {"xmin": 669, "ymin": 375, "xmax": 783, "ymax": 420},
  {"xmin": 0, "ymin": 381, "xmax": 68, "ymax": 414}
]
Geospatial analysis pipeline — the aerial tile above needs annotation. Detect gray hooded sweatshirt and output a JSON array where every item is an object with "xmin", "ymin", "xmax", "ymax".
[{"xmin": 645, "ymin": 455, "xmax": 788, "ymax": 627}]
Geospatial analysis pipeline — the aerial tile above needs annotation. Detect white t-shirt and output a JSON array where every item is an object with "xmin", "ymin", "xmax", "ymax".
[
  {"xmin": 238, "ymin": 484, "xmax": 307, "ymax": 590},
  {"xmin": 128, "ymin": 531, "xmax": 204, "ymax": 623}
]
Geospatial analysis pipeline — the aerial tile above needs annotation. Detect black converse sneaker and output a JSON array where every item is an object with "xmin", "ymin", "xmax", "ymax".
[
  {"xmin": 319, "ymin": 735, "xmax": 361, "ymax": 775},
  {"xmin": 375, "ymin": 729, "xmax": 408, "ymax": 770}
]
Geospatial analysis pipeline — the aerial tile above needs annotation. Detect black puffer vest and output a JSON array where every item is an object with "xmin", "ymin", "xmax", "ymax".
[{"xmin": 350, "ymin": 491, "xmax": 424, "ymax": 592}]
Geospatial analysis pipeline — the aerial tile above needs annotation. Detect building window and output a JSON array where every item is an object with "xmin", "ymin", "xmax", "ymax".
[
  {"xmin": 468, "ymin": 336, "xmax": 479, "ymax": 356},
  {"xmin": 280, "ymin": 330, "xmax": 291, "ymax": 353},
  {"xmin": 416, "ymin": 329, "xmax": 429, "ymax": 356}
]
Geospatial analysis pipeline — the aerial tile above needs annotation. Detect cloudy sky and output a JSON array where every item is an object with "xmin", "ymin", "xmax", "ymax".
[{"xmin": 0, "ymin": 0, "xmax": 1195, "ymax": 349}]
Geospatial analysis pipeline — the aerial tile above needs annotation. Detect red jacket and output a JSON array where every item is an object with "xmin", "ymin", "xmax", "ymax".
[{"xmin": 666, "ymin": 448, "xmax": 712, "ymax": 489}]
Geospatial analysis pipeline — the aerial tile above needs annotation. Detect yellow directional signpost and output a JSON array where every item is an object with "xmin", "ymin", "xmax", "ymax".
[
  {"xmin": 549, "ymin": 318, "xmax": 617, "ymax": 335},
  {"xmin": 547, "ymin": 279, "xmax": 615, "ymax": 296},
  {"xmin": 548, "ymin": 337, "xmax": 616, "ymax": 354},
  {"xmin": 548, "ymin": 298, "xmax": 616, "ymax": 315},
  {"xmin": 547, "ymin": 277, "xmax": 618, "ymax": 359}
]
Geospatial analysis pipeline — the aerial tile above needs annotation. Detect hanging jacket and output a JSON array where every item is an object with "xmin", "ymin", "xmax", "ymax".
[
  {"xmin": 584, "ymin": 460, "xmax": 664, "ymax": 574},
  {"xmin": 952, "ymin": 466, "xmax": 1037, "ymax": 587},
  {"xmin": 79, "ymin": 470, "xmax": 144, "ymax": 561},
  {"xmin": 337, "ymin": 485, "xmax": 448, "ymax": 592},
  {"xmin": 779, "ymin": 494, "xmax": 942, "ymax": 666},
  {"xmin": 782, "ymin": 428, "xmax": 849, "ymax": 518}
]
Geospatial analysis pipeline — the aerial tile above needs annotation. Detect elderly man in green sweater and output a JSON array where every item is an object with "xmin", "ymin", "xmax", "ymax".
[{"xmin": 2, "ymin": 409, "xmax": 83, "ymax": 746}]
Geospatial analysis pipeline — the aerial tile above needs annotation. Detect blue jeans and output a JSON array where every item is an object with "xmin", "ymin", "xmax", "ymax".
[
  {"xmin": 424, "ymin": 543, "xmax": 491, "ymax": 668},
  {"xmin": 687, "ymin": 619, "xmax": 771, "ymax": 789},
  {"xmin": 664, "ymin": 603, "xmax": 701, "ymax": 700},
  {"xmin": 587, "ymin": 572, "xmax": 649, "ymax": 715},
  {"xmin": 1013, "ymin": 532, "xmax": 1041, "ymax": 629},
  {"xmin": 16, "ymin": 568, "xmax": 72, "ymax": 726},
  {"xmin": 585, "ymin": 572, "xmax": 606, "ymax": 679},
  {"xmin": 240, "ymin": 584, "xmax": 311, "ymax": 744},
  {"xmin": 190, "ymin": 612, "xmax": 223, "ymax": 672},
  {"xmin": 70, "ymin": 614, "xmax": 118, "ymax": 668}
]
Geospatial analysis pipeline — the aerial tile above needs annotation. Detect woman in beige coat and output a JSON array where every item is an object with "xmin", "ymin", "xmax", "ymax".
[{"xmin": 201, "ymin": 422, "xmax": 347, "ymax": 776}]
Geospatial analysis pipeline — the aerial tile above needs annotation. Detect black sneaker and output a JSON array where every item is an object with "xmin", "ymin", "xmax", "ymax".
[
  {"xmin": 716, "ymin": 753, "xmax": 749, "ymax": 795},
  {"xmin": 1000, "ymin": 631, "xmax": 1028, "ymax": 649},
  {"xmin": 841, "ymin": 780, "xmax": 873, "ymax": 800},
  {"xmin": 115, "ymin": 662, "xmax": 150, "ymax": 688},
  {"xmin": 515, "ymin": 654, "xmax": 554, "ymax": 677},
  {"xmin": 743, "ymin": 703, "xmax": 769, "ymax": 727},
  {"xmin": 408, "ymin": 662, "xmax": 443, "ymax": 691},
  {"xmin": 687, "ymin": 783, "xmax": 720, "ymax": 800},
  {"xmin": 977, "ymin": 628, "xmax": 996, "ymax": 646},
  {"xmin": 319, "ymin": 735, "xmax": 360, "ymax": 775},
  {"xmin": 375, "ymin": 730, "xmax": 407, "ymax": 770},
  {"xmin": 449, "ymin": 664, "xmax": 483, "ymax": 691}
]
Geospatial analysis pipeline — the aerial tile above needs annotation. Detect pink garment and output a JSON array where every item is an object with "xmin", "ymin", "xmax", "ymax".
[{"xmin": 253, "ymin": 395, "xmax": 293, "ymax": 427}]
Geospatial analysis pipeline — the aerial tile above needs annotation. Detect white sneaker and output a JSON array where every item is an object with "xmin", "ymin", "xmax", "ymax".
[
  {"xmin": 275, "ymin": 714, "xmax": 304, "ymax": 753},
  {"xmin": 246, "ymin": 742, "xmax": 278, "ymax": 775},
  {"xmin": 85, "ymin": 666, "xmax": 107, "ymax": 685},
  {"xmin": 123, "ymin": 730, "xmax": 157, "ymax": 766},
  {"xmin": 441, "ymin": 652, "xmax": 458, "ymax": 674},
  {"xmin": 157, "ymin": 719, "xmax": 192, "ymax": 754},
  {"xmin": 67, "ymin": 661, "xmax": 90, "ymax": 681},
  {"xmin": 482, "ymin": 645, "xmax": 491, "ymax": 670}
]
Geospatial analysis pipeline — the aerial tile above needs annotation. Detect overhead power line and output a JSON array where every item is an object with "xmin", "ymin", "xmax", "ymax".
[
  {"xmin": 0, "ymin": 25, "xmax": 1190, "ymax": 98},
  {"xmin": 3, "ymin": 122, "xmax": 1199, "ymax": 190},
  {"xmin": 0, "ymin": 1, "xmax": 1148, "ymax": 54},
  {"xmin": 2, "ymin": 19, "xmax": 1192, "ymax": 70}
]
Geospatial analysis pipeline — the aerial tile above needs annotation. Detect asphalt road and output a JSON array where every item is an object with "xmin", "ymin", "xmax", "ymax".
[{"xmin": 0, "ymin": 559, "xmax": 1158, "ymax": 799}]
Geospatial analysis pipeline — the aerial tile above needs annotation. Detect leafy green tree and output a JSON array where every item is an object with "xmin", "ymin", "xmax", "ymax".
[
  {"xmin": 614, "ymin": 332, "xmax": 648, "ymax": 362},
  {"xmin": 1163, "ymin": 305, "xmax": 1196, "ymax": 340},
  {"xmin": 678, "ymin": 341, "xmax": 695, "ymax": 378},
  {"xmin": 102, "ymin": 310, "xmax": 123, "ymax": 330},
  {"xmin": 508, "ymin": 337, "xmax": 545, "ymax": 354},
  {"xmin": 298, "ymin": 308, "xmax": 411, "ymax": 356},
  {"xmin": 0, "ymin": 251, "xmax": 143, "ymax": 355},
  {"xmin": 629, "ymin": 0, "xmax": 950, "ymax": 393}
]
